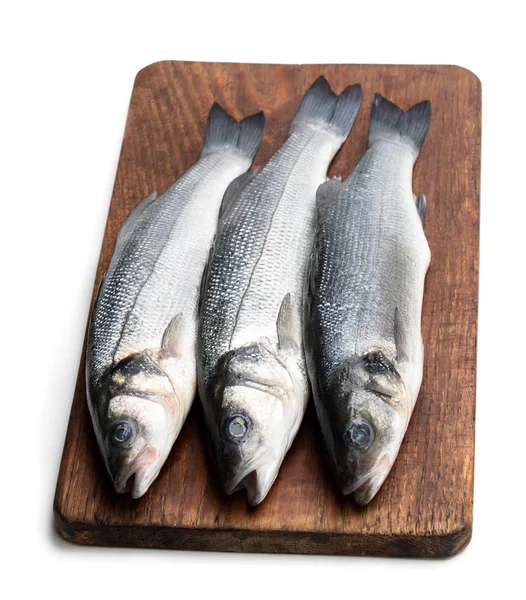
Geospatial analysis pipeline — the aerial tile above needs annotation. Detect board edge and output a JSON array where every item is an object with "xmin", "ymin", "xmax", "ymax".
[
  {"xmin": 53, "ymin": 60, "xmax": 479, "ymax": 561},
  {"xmin": 53, "ymin": 500, "xmax": 472, "ymax": 559}
]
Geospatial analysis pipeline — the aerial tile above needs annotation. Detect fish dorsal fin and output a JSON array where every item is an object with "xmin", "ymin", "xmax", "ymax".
[
  {"xmin": 276, "ymin": 293, "xmax": 300, "ymax": 350},
  {"xmin": 219, "ymin": 169, "xmax": 259, "ymax": 221},
  {"xmin": 161, "ymin": 312, "xmax": 184, "ymax": 358},
  {"xmin": 416, "ymin": 194, "xmax": 426, "ymax": 227},
  {"xmin": 316, "ymin": 177, "xmax": 342, "ymax": 221},
  {"xmin": 116, "ymin": 191, "xmax": 157, "ymax": 249},
  {"xmin": 357, "ymin": 351, "xmax": 405, "ymax": 399}
]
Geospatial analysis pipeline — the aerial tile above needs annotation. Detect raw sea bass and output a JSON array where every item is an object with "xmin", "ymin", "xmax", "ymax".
[
  {"xmin": 86, "ymin": 104, "xmax": 265, "ymax": 499},
  {"xmin": 198, "ymin": 77, "xmax": 362, "ymax": 505},
  {"xmin": 305, "ymin": 95, "xmax": 431, "ymax": 505}
]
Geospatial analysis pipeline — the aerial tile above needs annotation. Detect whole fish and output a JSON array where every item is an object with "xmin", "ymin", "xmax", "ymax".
[
  {"xmin": 304, "ymin": 94, "xmax": 431, "ymax": 505},
  {"xmin": 198, "ymin": 77, "xmax": 362, "ymax": 505},
  {"xmin": 86, "ymin": 104, "xmax": 265, "ymax": 498}
]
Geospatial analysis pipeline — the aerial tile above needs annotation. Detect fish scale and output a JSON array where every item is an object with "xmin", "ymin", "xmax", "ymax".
[
  {"xmin": 198, "ymin": 77, "xmax": 363, "ymax": 505},
  {"xmin": 114, "ymin": 160, "xmax": 239, "ymax": 363},
  {"xmin": 88, "ymin": 193, "xmax": 180, "ymax": 388},
  {"xmin": 230, "ymin": 130, "xmax": 329, "ymax": 346},
  {"xmin": 86, "ymin": 104, "xmax": 265, "ymax": 498},
  {"xmin": 200, "ymin": 128, "xmax": 343, "ymax": 384},
  {"xmin": 315, "ymin": 144, "xmax": 425, "ymax": 376},
  {"xmin": 89, "ymin": 153, "xmax": 247, "ymax": 386},
  {"xmin": 305, "ymin": 94, "xmax": 431, "ymax": 505}
]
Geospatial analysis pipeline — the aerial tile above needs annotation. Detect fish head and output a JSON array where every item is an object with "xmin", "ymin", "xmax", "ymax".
[
  {"xmin": 92, "ymin": 352, "xmax": 181, "ymax": 499},
  {"xmin": 209, "ymin": 343, "xmax": 298, "ymax": 505},
  {"xmin": 321, "ymin": 351, "xmax": 411, "ymax": 505},
  {"xmin": 215, "ymin": 385, "xmax": 286, "ymax": 505},
  {"xmin": 102, "ymin": 394, "xmax": 170, "ymax": 498}
]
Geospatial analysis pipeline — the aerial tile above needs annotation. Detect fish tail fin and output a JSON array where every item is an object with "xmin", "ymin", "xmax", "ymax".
[
  {"xmin": 201, "ymin": 103, "xmax": 265, "ymax": 160},
  {"xmin": 290, "ymin": 76, "xmax": 362, "ymax": 140},
  {"xmin": 369, "ymin": 94, "xmax": 431, "ymax": 156}
]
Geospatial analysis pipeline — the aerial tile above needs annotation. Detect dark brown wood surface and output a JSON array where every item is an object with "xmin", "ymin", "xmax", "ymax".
[{"xmin": 54, "ymin": 62, "xmax": 481, "ymax": 558}]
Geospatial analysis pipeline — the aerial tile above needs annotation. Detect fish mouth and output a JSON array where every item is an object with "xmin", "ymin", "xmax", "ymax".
[
  {"xmin": 114, "ymin": 446, "xmax": 161, "ymax": 499},
  {"xmin": 222, "ymin": 449, "xmax": 278, "ymax": 506},
  {"xmin": 342, "ymin": 455, "xmax": 392, "ymax": 506},
  {"xmin": 229, "ymin": 468, "xmax": 279, "ymax": 506}
]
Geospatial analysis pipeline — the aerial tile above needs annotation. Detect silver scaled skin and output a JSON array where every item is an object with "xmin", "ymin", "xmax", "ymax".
[
  {"xmin": 86, "ymin": 104, "xmax": 264, "ymax": 498},
  {"xmin": 305, "ymin": 94, "xmax": 431, "ymax": 505},
  {"xmin": 198, "ymin": 77, "xmax": 362, "ymax": 505}
]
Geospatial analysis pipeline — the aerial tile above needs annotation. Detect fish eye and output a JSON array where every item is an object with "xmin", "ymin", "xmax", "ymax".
[
  {"xmin": 110, "ymin": 420, "xmax": 134, "ymax": 445},
  {"xmin": 345, "ymin": 420, "xmax": 374, "ymax": 450},
  {"xmin": 224, "ymin": 414, "xmax": 250, "ymax": 442}
]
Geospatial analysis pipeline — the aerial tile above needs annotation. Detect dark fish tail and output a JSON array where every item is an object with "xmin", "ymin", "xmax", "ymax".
[
  {"xmin": 368, "ymin": 94, "xmax": 431, "ymax": 155},
  {"xmin": 290, "ymin": 76, "xmax": 362, "ymax": 139},
  {"xmin": 201, "ymin": 103, "xmax": 265, "ymax": 160}
]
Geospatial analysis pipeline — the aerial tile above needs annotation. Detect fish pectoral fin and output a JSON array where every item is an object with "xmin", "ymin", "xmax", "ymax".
[
  {"xmin": 218, "ymin": 169, "xmax": 259, "ymax": 221},
  {"xmin": 416, "ymin": 194, "xmax": 427, "ymax": 227},
  {"xmin": 161, "ymin": 312, "xmax": 184, "ymax": 358},
  {"xmin": 276, "ymin": 293, "xmax": 301, "ymax": 350},
  {"xmin": 316, "ymin": 176, "xmax": 342, "ymax": 220}
]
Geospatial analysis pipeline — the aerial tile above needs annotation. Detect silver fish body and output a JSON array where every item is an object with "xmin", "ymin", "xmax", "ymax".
[
  {"xmin": 305, "ymin": 95, "xmax": 431, "ymax": 505},
  {"xmin": 198, "ymin": 77, "xmax": 362, "ymax": 505},
  {"xmin": 86, "ymin": 104, "xmax": 264, "ymax": 498}
]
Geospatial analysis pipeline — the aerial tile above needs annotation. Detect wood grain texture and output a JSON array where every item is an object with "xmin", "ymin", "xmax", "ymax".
[{"xmin": 54, "ymin": 62, "xmax": 481, "ymax": 558}]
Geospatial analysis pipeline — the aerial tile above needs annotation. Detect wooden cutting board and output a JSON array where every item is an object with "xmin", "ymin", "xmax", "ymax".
[{"xmin": 54, "ymin": 61, "xmax": 480, "ymax": 558}]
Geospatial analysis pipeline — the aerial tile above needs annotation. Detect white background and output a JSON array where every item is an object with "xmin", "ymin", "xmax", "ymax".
[{"xmin": 3, "ymin": 1, "xmax": 524, "ymax": 597}]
